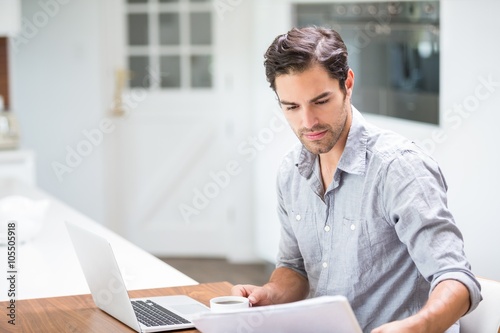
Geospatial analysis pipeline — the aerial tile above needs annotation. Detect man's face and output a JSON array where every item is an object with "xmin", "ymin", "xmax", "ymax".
[{"xmin": 275, "ymin": 64, "xmax": 353, "ymax": 155}]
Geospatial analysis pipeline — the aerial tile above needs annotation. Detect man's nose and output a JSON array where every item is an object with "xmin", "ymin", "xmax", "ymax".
[{"xmin": 302, "ymin": 106, "xmax": 317, "ymax": 129}]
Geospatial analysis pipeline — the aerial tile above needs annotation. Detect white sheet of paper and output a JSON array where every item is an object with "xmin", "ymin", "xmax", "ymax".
[{"xmin": 192, "ymin": 295, "xmax": 363, "ymax": 333}]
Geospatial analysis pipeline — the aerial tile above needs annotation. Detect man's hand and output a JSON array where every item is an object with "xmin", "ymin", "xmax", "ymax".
[
  {"xmin": 231, "ymin": 267, "xmax": 309, "ymax": 307},
  {"xmin": 231, "ymin": 284, "xmax": 274, "ymax": 306},
  {"xmin": 371, "ymin": 318, "xmax": 424, "ymax": 333}
]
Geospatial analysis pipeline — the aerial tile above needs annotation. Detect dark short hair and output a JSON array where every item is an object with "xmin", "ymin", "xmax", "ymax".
[{"xmin": 264, "ymin": 27, "xmax": 350, "ymax": 94}]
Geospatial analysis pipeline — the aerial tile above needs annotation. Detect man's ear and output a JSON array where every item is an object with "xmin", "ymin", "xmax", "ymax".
[{"xmin": 345, "ymin": 69, "xmax": 355, "ymax": 99}]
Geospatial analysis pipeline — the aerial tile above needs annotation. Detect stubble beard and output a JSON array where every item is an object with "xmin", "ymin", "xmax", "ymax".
[{"xmin": 297, "ymin": 101, "xmax": 348, "ymax": 155}]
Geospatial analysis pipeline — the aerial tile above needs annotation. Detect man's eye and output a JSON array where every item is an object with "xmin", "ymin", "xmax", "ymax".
[
  {"xmin": 316, "ymin": 99, "xmax": 329, "ymax": 105},
  {"xmin": 286, "ymin": 105, "xmax": 298, "ymax": 111}
]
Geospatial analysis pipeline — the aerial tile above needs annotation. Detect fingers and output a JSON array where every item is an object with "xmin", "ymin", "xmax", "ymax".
[
  {"xmin": 231, "ymin": 284, "xmax": 255, "ymax": 298},
  {"xmin": 231, "ymin": 284, "xmax": 272, "ymax": 306},
  {"xmin": 247, "ymin": 287, "xmax": 267, "ymax": 305}
]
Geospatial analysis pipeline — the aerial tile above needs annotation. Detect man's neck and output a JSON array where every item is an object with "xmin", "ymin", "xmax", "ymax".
[{"xmin": 318, "ymin": 110, "xmax": 352, "ymax": 190}]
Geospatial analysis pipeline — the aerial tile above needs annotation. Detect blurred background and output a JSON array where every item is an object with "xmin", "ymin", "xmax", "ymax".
[{"xmin": 1, "ymin": 0, "xmax": 499, "ymax": 282}]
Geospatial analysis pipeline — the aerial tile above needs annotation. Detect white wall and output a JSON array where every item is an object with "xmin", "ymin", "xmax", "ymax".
[
  {"xmin": 251, "ymin": 0, "xmax": 294, "ymax": 264},
  {"xmin": 434, "ymin": 0, "xmax": 500, "ymax": 280},
  {"xmin": 252, "ymin": 0, "xmax": 500, "ymax": 280},
  {"xmin": 11, "ymin": 0, "xmax": 106, "ymax": 223}
]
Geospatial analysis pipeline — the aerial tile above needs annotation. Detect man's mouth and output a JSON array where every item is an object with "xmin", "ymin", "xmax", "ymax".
[{"xmin": 303, "ymin": 130, "xmax": 327, "ymax": 141}]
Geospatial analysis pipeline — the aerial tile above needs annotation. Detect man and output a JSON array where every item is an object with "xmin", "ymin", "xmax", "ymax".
[{"xmin": 232, "ymin": 27, "xmax": 482, "ymax": 333}]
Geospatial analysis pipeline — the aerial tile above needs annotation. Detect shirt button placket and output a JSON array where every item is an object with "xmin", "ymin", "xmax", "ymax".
[
  {"xmin": 322, "ymin": 223, "xmax": 331, "ymax": 273},
  {"xmin": 321, "ymin": 192, "xmax": 335, "ymax": 294}
]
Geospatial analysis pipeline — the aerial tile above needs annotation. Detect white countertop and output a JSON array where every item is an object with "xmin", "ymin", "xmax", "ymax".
[{"xmin": 0, "ymin": 178, "xmax": 197, "ymax": 301}]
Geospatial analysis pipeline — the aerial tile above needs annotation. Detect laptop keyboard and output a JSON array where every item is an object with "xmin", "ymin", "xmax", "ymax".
[{"xmin": 131, "ymin": 300, "xmax": 191, "ymax": 327}]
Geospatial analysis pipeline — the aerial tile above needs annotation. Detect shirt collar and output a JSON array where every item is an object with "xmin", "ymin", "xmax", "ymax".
[{"xmin": 296, "ymin": 106, "xmax": 367, "ymax": 178}]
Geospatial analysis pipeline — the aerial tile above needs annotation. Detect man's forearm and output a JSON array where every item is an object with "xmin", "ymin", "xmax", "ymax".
[
  {"xmin": 373, "ymin": 279, "xmax": 470, "ymax": 333},
  {"xmin": 413, "ymin": 279, "xmax": 470, "ymax": 332},
  {"xmin": 264, "ymin": 267, "xmax": 309, "ymax": 304}
]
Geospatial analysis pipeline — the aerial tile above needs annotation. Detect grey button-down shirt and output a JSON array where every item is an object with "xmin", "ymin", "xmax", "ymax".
[{"xmin": 276, "ymin": 107, "xmax": 482, "ymax": 332}]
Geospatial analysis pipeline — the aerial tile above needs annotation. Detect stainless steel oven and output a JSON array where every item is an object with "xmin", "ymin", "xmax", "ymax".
[{"xmin": 294, "ymin": 1, "xmax": 440, "ymax": 125}]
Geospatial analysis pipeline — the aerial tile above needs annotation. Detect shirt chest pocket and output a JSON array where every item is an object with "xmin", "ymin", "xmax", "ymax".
[
  {"xmin": 289, "ymin": 211, "xmax": 322, "ymax": 267},
  {"xmin": 338, "ymin": 218, "xmax": 374, "ymax": 278}
]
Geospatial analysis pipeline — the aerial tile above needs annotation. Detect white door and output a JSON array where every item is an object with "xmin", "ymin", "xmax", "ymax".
[{"xmin": 99, "ymin": 0, "xmax": 256, "ymax": 261}]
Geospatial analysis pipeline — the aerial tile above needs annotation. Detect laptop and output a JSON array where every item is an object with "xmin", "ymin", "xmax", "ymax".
[
  {"xmin": 65, "ymin": 221, "xmax": 210, "ymax": 332},
  {"xmin": 191, "ymin": 295, "xmax": 363, "ymax": 333}
]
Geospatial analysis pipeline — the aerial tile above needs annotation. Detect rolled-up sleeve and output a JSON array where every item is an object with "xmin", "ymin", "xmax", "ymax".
[{"xmin": 382, "ymin": 149, "xmax": 482, "ymax": 314}]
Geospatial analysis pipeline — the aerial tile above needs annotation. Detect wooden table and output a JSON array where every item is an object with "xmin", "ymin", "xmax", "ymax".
[{"xmin": 0, "ymin": 281, "xmax": 233, "ymax": 332}]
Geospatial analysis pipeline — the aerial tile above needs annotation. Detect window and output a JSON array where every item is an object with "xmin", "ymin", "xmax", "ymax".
[
  {"xmin": 126, "ymin": 0, "xmax": 213, "ymax": 89},
  {"xmin": 294, "ymin": 2, "xmax": 440, "ymax": 125}
]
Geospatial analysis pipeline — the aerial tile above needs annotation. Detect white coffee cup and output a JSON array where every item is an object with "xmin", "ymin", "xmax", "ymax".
[{"xmin": 210, "ymin": 296, "xmax": 250, "ymax": 312}]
